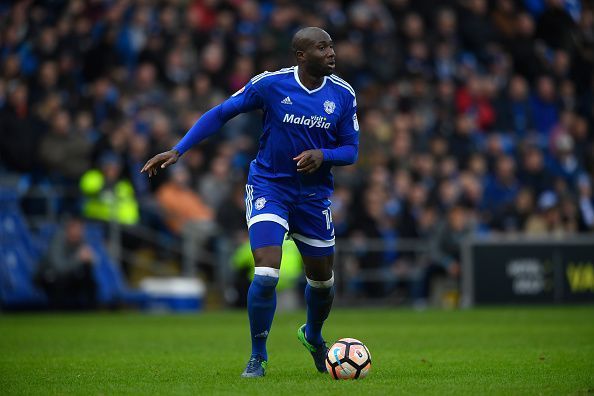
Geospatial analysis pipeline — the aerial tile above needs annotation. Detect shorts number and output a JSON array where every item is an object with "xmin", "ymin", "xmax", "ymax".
[{"xmin": 322, "ymin": 209, "xmax": 333, "ymax": 230}]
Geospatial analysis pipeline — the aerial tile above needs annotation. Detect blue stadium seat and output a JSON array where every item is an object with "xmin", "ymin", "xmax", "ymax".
[
  {"xmin": 0, "ymin": 208, "xmax": 45, "ymax": 263},
  {"xmin": 0, "ymin": 187, "xmax": 19, "ymax": 205},
  {"xmin": 0, "ymin": 189, "xmax": 48, "ymax": 308},
  {"xmin": 84, "ymin": 224, "xmax": 148, "ymax": 306},
  {"xmin": 33, "ymin": 222, "xmax": 58, "ymax": 252},
  {"xmin": 0, "ymin": 244, "xmax": 47, "ymax": 309}
]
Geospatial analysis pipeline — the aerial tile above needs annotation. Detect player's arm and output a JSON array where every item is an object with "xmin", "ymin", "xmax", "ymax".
[
  {"xmin": 322, "ymin": 96, "xmax": 359, "ymax": 166},
  {"xmin": 141, "ymin": 82, "xmax": 263, "ymax": 177},
  {"xmin": 294, "ymin": 104, "xmax": 359, "ymax": 173},
  {"xmin": 319, "ymin": 135, "xmax": 358, "ymax": 166}
]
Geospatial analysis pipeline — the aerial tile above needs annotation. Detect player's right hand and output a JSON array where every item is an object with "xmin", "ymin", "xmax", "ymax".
[{"xmin": 141, "ymin": 149, "xmax": 180, "ymax": 177}]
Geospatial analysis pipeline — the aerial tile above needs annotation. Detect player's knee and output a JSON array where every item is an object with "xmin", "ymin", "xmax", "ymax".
[
  {"xmin": 306, "ymin": 268, "xmax": 333, "ymax": 282},
  {"xmin": 253, "ymin": 246, "xmax": 282, "ymax": 269},
  {"xmin": 307, "ymin": 271, "xmax": 334, "ymax": 289},
  {"xmin": 252, "ymin": 267, "xmax": 279, "ymax": 294},
  {"xmin": 303, "ymin": 255, "xmax": 334, "ymax": 281}
]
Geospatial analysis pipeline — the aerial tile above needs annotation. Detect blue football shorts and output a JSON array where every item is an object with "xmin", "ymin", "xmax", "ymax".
[{"xmin": 244, "ymin": 183, "xmax": 335, "ymax": 257}]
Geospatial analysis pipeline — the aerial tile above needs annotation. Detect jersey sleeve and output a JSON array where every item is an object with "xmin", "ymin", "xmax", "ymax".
[
  {"xmin": 321, "ymin": 94, "xmax": 359, "ymax": 165},
  {"xmin": 225, "ymin": 79, "xmax": 265, "ymax": 114},
  {"xmin": 336, "ymin": 95, "xmax": 359, "ymax": 146},
  {"xmin": 172, "ymin": 79, "xmax": 264, "ymax": 155}
]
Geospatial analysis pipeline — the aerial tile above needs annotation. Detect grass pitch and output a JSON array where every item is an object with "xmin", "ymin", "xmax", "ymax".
[{"xmin": 1, "ymin": 307, "xmax": 593, "ymax": 395}]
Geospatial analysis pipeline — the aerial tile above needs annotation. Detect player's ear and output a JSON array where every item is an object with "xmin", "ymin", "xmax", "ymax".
[{"xmin": 295, "ymin": 50, "xmax": 305, "ymax": 62}]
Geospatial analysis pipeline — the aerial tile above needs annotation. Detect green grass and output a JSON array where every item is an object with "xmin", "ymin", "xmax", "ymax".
[{"xmin": 1, "ymin": 307, "xmax": 593, "ymax": 395}]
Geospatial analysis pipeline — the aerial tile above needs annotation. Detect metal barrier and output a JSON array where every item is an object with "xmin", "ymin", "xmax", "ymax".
[
  {"xmin": 333, "ymin": 238, "xmax": 431, "ymax": 301},
  {"xmin": 4, "ymin": 181, "xmax": 460, "ymax": 306},
  {"xmin": 10, "ymin": 179, "xmax": 594, "ymax": 307}
]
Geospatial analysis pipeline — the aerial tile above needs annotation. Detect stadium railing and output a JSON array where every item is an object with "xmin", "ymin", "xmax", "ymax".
[{"xmin": 7, "ymin": 195, "xmax": 594, "ymax": 309}]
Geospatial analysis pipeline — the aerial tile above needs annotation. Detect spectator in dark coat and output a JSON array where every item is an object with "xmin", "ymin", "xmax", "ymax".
[
  {"xmin": 506, "ymin": 13, "xmax": 544, "ymax": 83},
  {"xmin": 535, "ymin": 0, "xmax": 578, "ymax": 51},
  {"xmin": 38, "ymin": 110, "xmax": 92, "ymax": 180},
  {"xmin": 0, "ymin": 83, "xmax": 43, "ymax": 172},
  {"xmin": 518, "ymin": 146, "xmax": 553, "ymax": 196},
  {"xmin": 36, "ymin": 216, "xmax": 97, "ymax": 310},
  {"xmin": 495, "ymin": 75, "xmax": 535, "ymax": 136}
]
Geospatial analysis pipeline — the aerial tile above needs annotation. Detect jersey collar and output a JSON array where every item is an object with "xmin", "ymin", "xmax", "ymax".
[{"xmin": 294, "ymin": 66, "xmax": 327, "ymax": 94}]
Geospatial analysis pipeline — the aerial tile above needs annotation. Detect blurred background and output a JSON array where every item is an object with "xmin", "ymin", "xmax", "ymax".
[{"xmin": 1, "ymin": 0, "xmax": 593, "ymax": 312}]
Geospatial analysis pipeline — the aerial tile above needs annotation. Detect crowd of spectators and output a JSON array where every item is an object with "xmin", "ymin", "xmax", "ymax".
[{"xmin": 1, "ymin": 0, "xmax": 593, "ymax": 301}]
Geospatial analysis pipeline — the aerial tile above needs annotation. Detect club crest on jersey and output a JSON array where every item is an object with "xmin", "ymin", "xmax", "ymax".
[
  {"xmin": 323, "ymin": 100, "xmax": 336, "ymax": 114},
  {"xmin": 255, "ymin": 197, "xmax": 266, "ymax": 210}
]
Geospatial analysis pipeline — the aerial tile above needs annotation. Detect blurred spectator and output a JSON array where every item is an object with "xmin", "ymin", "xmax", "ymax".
[
  {"xmin": 531, "ymin": 75, "xmax": 559, "ymax": 136},
  {"xmin": 549, "ymin": 133, "xmax": 584, "ymax": 188},
  {"xmin": 491, "ymin": 188, "xmax": 535, "ymax": 232},
  {"xmin": 525, "ymin": 190, "xmax": 565, "ymax": 235},
  {"xmin": 79, "ymin": 152, "xmax": 139, "ymax": 225},
  {"xmin": 458, "ymin": 0, "xmax": 496, "ymax": 61},
  {"xmin": 198, "ymin": 154, "xmax": 233, "ymax": 211},
  {"xmin": 456, "ymin": 75, "xmax": 496, "ymax": 131},
  {"xmin": 491, "ymin": 0, "xmax": 518, "ymax": 39},
  {"xmin": 449, "ymin": 114, "xmax": 477, "ymax": 169},
  {"xmin": 35, "ymin": 216, "xmax": 96, "ymax": 310},
  {"xmin": 0, "ymin": 82, "xmax": 43, "ymax": 172},
  {"xmin": 495, "ymin": 75, "xmax": 535, "ymax": 135},
  {"xmin": 155, "ymin": 165, "xmax": 213, "ymax": 236},
  {"xmin": 518, "ymin": 145, "xmax": 553, "ymax": 196},
  {"xmin": 431, "ymin": 205, "xmax": 474, "ymax": 279},
  {"xmin": 535, "ymin": 0, "xmax": 578, "ymax": 51},
  {"xmin": 39, "ymin": 110, "xmax": 92, "ymax": 180},
  {"xmin": 482, "ymin": 155, "xmax": 520, "ymax": 215},
  {"xmin": 506, "ymin": 12, "xmax": 544, "ymax": 82},
  {"xmin": 577, "ymin": 175, "xmax": 594, "ymax": 231},
  {"xmin": 216, "ymin": 181, "xmax": 249, "ymax": 242}
]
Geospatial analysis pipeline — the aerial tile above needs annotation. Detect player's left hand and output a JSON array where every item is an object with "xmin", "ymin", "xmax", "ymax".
[{"xmin": 294, "ymin": 150, "xmax": 324, "ymax": 174}]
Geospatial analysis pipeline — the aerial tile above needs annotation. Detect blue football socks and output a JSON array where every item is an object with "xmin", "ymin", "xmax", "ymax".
[
  {"xmin": 304, "ymin": 273, "xmax": 335, "ymax": 346},
  {"xmin": 247, "ymin": 268, "xmax": 279, "ymax": 360}
]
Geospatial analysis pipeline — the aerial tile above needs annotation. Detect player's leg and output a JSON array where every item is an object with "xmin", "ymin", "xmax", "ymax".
[
  {"xmin": 295, "ymin": 247, "xmax": 335, "ymax": 373},
  {"xmin": 302, "ymin": 253, "xmax": 335, "ymax": 346},
  {"xmin": 242, "ymin": 223, "xmax": 285, "ymax": 378},
  {"xmin": 247, "ymin": 229, "xmax": 283, "ymax": 361},
  {"xmin": 291, "ymin": 198, "xmax": 336, "ymax": 372},
  {"xmin": 242, "ymin": 185, "xmax": 289, "ymax": 377}
]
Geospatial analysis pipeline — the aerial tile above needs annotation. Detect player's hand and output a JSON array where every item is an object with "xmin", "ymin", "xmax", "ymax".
[
  {"xmin": 294, "ymin": 150, "xmax": 324, "ymax": 174},
  {"xmin": 141, "ymin": 150, "xmax": 180, "ymax": 177}
]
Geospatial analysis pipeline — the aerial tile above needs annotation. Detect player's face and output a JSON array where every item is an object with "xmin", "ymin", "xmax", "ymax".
[{"xmin": 304, "ymin": 36, "xmax": 335, "ymax": 77}]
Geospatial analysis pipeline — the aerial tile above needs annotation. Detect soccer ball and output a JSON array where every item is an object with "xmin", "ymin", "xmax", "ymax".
[{"xmin": 325, "ymin": 338, "xmax": 371, "ymax": 379}]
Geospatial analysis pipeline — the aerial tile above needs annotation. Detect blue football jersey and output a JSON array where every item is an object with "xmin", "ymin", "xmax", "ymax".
[{"xmin": 226, "ymin": 66, "xmax": 359, "ymax": 199}]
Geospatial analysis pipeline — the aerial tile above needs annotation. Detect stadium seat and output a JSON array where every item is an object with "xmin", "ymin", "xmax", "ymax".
[
  {"xmin": 0, "ymin": 244, "xmax": 47, "ymax": 309},
  {"xmin": 0, "ymin": 206, "xmax": 47, "ymax": 263},
  {"xmin": 84, "ymin": 224, "xmax": 148, "ymax": 307},
  {"xmin": 0, "ymin": 192, "xmax": 49, "ymax": 309}
]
